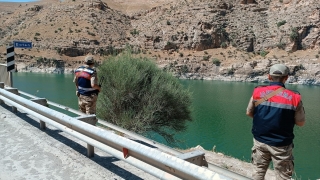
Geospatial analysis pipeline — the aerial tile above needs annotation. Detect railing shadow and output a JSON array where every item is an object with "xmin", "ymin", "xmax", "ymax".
[{"xmin": 0, "ymin": 103, "xmax": 147, "ymax": 180}]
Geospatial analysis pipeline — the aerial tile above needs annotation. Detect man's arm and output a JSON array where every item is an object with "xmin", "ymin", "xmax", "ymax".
[
  {"xmin": 90, "ymin": 72, "xmax": 101, "ymax": 92},
  {"xmin": 73, "ymin": 75, "xmax": 80, "ymax": 97},
  {"xmin": 246, "ymin": 96, "xmax": 254, "ymax": 118},
  {"xmin": 246, "ymin": 111, "xmax": 254, "ymax": 118},
  {"xmin": 91, "ymin": 83, "xmax": 101, "ymax": 91},
  {"xmin": 73, "ymin": 76, "xmax": 78, "ymax": 87},
  {"xmin": 295, "ymin": 101, "xmax": 305, "ymax": 127}
]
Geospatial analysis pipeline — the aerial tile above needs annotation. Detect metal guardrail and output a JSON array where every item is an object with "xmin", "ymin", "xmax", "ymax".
[
  {"xmin": 17, "ymin": 90, "xmax": 250, "ymax": 179},
  {"xmin": 0, "ymin": 83, "xmax": 250, "ymax": 180}
]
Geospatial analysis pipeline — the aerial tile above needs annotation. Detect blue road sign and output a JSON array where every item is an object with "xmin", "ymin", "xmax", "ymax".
[{"xmin": 13, "ymin": 41, "xmax": 32, "ymax": 49}]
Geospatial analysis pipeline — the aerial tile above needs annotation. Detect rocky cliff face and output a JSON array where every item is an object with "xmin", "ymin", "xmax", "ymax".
[
  {"xmin": 0, "ymin": 0, "xmax": 319, "ymax": 85},
  {"xmin": 130, "ymin": 0, "xmax": 319, "ymax": 52}
]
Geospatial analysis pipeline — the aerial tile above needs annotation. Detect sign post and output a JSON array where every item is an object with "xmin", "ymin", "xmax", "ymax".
[
  {"xmin": 5, "ymin": 41, "xmax": 32, "ymax": 87},
  {"xmin": 13, "ymin": 41, "xmax": 32, "ymax": 49},
  {"xmin": 6, "ymin": 45, "xmax": 15, "ymax": 87},
  {"xmin": 6, "ymin": 45, "xmax": 15, "ymax": 72}
]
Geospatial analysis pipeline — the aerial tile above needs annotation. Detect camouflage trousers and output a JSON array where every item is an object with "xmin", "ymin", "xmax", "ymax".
[
  {"xmin": 251, "ymin": 138, "xmax": 294, "ymax": 180},
  {"xmin": 78, "ymin": 94, "xmax": 98, "ymax": 115}
]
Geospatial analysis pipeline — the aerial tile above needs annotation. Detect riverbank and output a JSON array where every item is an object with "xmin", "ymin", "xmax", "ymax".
[{"xmin": 15, "ymin": 58, "xmax": 320, "ymax": 86}]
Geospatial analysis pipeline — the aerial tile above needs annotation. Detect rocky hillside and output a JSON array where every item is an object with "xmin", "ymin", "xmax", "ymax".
[
  {"xmin": 131, "ymin": 0, "xmax": 319, "ymax": 52},
  {"xmin": 0, "ymin": 0, "xmax": 319, "ymax": 85}
]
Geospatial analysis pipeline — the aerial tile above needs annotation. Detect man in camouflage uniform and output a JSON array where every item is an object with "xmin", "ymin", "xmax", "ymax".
[
  {"xmin": 246, "ymin": 64, "xmax": 305, "ymax": 179},
  {"xmin": 74, "ymin": 56, "xmax": 101, "ymax": 115}
]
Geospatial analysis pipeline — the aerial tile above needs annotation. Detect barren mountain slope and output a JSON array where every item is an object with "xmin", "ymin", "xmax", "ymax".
[
  {"xmin": 130, "ymin": 0, "xmax": 319, "ymax": 52},
  {"xmin": 0, "ymin": 0, "xmax": 132, "ymax": 56},
  {"xmin": 0, "ymin": 0, "xmax": 319, "ymax": 84}
]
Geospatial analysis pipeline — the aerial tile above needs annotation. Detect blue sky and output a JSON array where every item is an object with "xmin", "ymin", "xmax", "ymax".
[{"xmin": 0, "ymin": 0, "xmax": 38, "ymax": 2}]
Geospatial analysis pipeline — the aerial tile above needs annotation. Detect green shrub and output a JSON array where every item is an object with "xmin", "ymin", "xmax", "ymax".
[
  {"xmin": 212, "ymin": 58, "xmax": 221, "ymax": 66},
  {"xmin": 290, "ymin": 28, "xmax": 299, "ymax": 41},
  {"xmin": 228, "ymin": 68, "xmax": 235, "ymax": 75},
  {"xmin": 180, "ymin": 65, "xmax": 188, "ymax": 74},
  {"xmin": 97, "ymin": 50, "xmax": 192, "ymax": 144},
  {"xmin": 54, "ymin": 47, "xmax": 62, "ymax": 54},
  {"xmin": 221, "ymin": 42, "xmax": 227, "ymax": 48},
  {"xmin": 36, "ymin": 56, "xmax": 43, "ymax": 63},
  {"xmin": 276, "ymin": 42, "xmax": 286, "ymax": 50},
  {"xmin": 203, "ymin": 55, "xmax": 210, "ymax": 61},
  {"xmin": 260, "ymin": 50, "xmax": 269, "ymax": 57},
  {"xmin": 277, "ymin": 20, "xmax": 286, "ymax": 27},
  {"xmin": 130, "ymin": 29, "xmax": 139, "ymax": 35}
]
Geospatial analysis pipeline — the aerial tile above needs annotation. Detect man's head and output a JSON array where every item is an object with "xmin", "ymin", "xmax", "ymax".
[
  {"xmin": 85, "ymin": 56, "xmax": 94, "ymax": 65},
  {"xmin": 268, "ymin": 64, "xmax": 289, "ymax": 82}
]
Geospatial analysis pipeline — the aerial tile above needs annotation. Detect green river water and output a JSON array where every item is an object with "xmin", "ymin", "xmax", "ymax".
[{"xmin": 12, "ymin": 72, "xmax": 320, "ymax": 179}]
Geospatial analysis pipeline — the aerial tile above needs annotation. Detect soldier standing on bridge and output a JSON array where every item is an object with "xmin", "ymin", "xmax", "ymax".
[
  {"xmin": 246, "ymin": 64, "xmax": 305, "ymax": 179},
  {"xmin": 74, "ymin": 55, "xmax": 101, "ymax": 115}
]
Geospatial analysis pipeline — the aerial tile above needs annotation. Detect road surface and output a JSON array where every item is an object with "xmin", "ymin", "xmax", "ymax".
[{"xmin": 0, "ymin": 104, "xmax": 159, "ymax": 180}]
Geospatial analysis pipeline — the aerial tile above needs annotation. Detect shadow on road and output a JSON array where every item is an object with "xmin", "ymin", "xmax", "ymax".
[{"xmin": 1, "ymin": 103, "xmax": 147, "ymax": 180}]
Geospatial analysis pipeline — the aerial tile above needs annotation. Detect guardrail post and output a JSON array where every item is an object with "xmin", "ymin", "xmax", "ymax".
[
  {"xmin": 0, "ymin": 82, "xmax": 4, "ymax": 104},
  {"xmin": 30, "ymin": 98, "xmax": 48, "ymax": 107},
  {"xmin": 5, "ymin": 87, "xmax": 19, "ymax": 113},
  {"xmin": 177, "ymin": 150, "xmax": 208, "ymax": 167},
  {"xmin": 75, "ymin": 114, "xmax": 97, "ymax": 126},
  {"xmin": 76, "ymin": 114, "xmax": 97, "ymax": 157},
  {"xmin": 87, "ymin": 144, "xmax": 94, "ymax": 157},
  {"xmin": 31, "ymin": 98, "xmax": 48, "ymax": 130},
  {"xmin": 4, "ymin": 87, "xmax": 19, "ymax": 95}
]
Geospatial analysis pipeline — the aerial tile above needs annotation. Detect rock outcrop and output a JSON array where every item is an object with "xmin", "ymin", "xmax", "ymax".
[
  {"xmin": 130, "ymin": 0, "xmax": 319, "ymax": 53},
  {"xmin": 0, "ymin": 0, "xmax": 319, "ymax": 85}
]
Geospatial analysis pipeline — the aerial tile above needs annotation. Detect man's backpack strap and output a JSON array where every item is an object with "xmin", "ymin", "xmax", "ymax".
[{"xmin": 254, "ymin": 87, "xmax": 285, "ymax": 107}]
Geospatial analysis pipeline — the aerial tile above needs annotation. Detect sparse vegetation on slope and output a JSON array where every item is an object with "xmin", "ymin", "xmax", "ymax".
[{"xmin": 0, "ymin": 0, "xmax": 319, "ymax": 84}]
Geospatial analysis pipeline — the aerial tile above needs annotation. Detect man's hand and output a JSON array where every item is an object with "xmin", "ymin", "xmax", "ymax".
[
  {"xmin": 76, "ymin": 91, "xmax": 80, "ymax": 97},
  {"xmin": 246, "ymin": 111, "xmax": 254, "ymax": 118}
]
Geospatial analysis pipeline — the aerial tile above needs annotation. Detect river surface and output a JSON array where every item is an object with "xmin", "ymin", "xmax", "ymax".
[{"xmin": 12, "ymin": 72, "xmax": 320, "ymax": 179}]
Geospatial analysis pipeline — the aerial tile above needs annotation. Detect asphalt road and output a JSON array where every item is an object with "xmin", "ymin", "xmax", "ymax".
[{"xmin": 0, "ymin": 104, "xmax": 159, "ymax": 180}]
